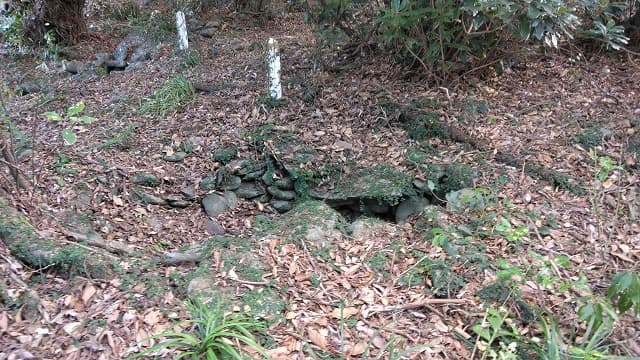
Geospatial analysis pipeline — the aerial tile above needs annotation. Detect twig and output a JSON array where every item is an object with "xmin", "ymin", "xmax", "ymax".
[{"xmin": 363, "ymin": 298, "xmax": 469, "ymax": 317}]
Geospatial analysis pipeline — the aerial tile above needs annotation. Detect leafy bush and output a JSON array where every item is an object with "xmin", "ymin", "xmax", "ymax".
[{"xmin": 369, "ymin": 0, "xmax": 632, "ymax": 81}]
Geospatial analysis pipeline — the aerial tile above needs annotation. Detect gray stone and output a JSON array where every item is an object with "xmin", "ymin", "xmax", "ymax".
[
  {"xmin": 181, "ymin": 185, "xmax": 197, "ymax": 200},
  {"xmin": 413, "ymin": 178, "xmax": 430, "ymax": 192},
  {"xmin": 130, "ymin": 172, "xmax": 160, "ymax": 187},
  {"xmin": 199, "ymin": 175, "xmax": 217, "ymax": 191},
  {"xmin": 204, "ymin": 219, "xmax": 225, "ymax": 235},
  {"xmin": 205, "ymin": 19, "xmax": 222, "ymax": 28},
  {"xmin": 268, "ymin": 186, "xmax": 295, "ymax": 200},
  {"xmin": 446, "ymin": 188, "xmax": 486, "ymax": 213},
  {"xmin": 133, "ymin": 190, "xmax": 167, "ymax": 206},
  {"xmin": 202, "ymin": 193, "xmax": 229, "ymax": 217},
  {"xmin": 129, "ymin": 46, "xmax": 152, "ymax": 63},
  {"xmin": 199, "ymin": 27, "xmax": 216, "ymax": 38},
  {"xmin": 93, "ymin": 53, "xmax": 111, "ymax": 67},
  {"xmin": 113, "ymin": 43, "xmax": 128, "ymax": 62},
  {"xmin": 270, "ymin": 199, "xmax": 293, "ymax": 213},
  {"xmin": 395, "ymin": 196, "xmax": 430, "ymax": 224},
  {"xmin": 220, "ymin": 175, "xmax": 242, "ymax": 191},
  {"xmin": 223, "ymin": 191, "xmax": 238, "ymax": 209},
  {"xmin": 235, "ymin": 182, "xmax": 266, "ymax": 199},
  {"xmin": 164, "ymin": 151, "xmax": 187, "ymax": 162},
  {"xmin": 273, "ymin": 177, "xmax": 294, "ymax": 190},
  {"xmin": 63, "ymin": 60, "xmax": 85, "ymax": 74},
  {"xmin": 187, "ymin": 276, "xmax": 215, "ymax": 295}
]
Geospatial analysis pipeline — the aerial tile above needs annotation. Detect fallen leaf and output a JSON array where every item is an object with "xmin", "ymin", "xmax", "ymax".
[
  {"xmin": 82, "ymin": 284, "xmax": 96, "ymax": 304},
  {"xmin": 350, "ymin": 341, "xmax": 367, "ymax": 356},
  {"xmin": 331, "ymin": 306, "xmax": 360, "ymax": 319},
  {"xmin": 113, "ymin": 195, "xmax": 124, "ymax": 206},
  {"xmin": 143, "ymin": 310, "xmax": 161, "ymax": 326},
  {"xmin": 307, "ymin": 327, "xmax": 328, "ymax": 349},
  {"xmin": 0, "ymin": 312, "xmax": 8, "ymax": 332}
]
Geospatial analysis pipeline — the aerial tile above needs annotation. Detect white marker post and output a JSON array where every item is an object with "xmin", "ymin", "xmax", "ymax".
[
  {"xmin": 176, "ymin": 11, "xmax": 188, "ymax": 50},
  {"xmin": 267, "ymin": 38, "xmax": 282, "ymax": 100}
]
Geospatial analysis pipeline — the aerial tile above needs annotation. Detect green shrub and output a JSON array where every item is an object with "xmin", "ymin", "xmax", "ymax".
[{"xmin": 371, "ymin": 0, "xmax": 631, "ymax": 81}]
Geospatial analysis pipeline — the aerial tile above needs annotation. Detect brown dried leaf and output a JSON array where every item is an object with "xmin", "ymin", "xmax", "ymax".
[
  {"xmin": 82, "ymin": 284, "xmax": 96, "ymax": 304},
  {"xmin": 307, "ymin": 327, "xmax": 328, "ymax": 349}
]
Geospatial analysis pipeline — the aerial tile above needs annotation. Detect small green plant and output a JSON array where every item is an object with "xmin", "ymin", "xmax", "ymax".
[
  {"xmin": 42, "ymin": 102, "xmax": 96, "ymax": 145},
  {"xmin": 0, "ymin": 10, "xmax": 25, "ymax": 52},
  {"xmin": 138, "ymin": 76, "xmax": 195, "ymax": 116},
  {"xmin": 472, "ymin": 306, "xmax": 521, "ymax": 360},
  {"xmin": 607, "ymin": 271, "xmax": 640, "ymax": 316},
  {"xmin": 110, "ymin": 1, "xmax": 141, "ymax": 20},
  {"xmin": 131, "ymin": 297, "xmax": 267, "ymax": 359},
  {"xmin": 177, "ymin": 49, "xmax": 200, "ymax": 70},
  {"xmin": 257, "ymin": 93, "xmax": 282, "ymax": 110}
]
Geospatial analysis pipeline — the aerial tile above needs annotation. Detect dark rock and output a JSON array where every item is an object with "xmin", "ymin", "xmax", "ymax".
[
  {"xmin": 164, "ymin": 194, "xmax": 191, "ymax": 208},
  {"xmin": 16, "ymin": 82, "xmax": 41, "ymax": 95},
  {"xmin": 242, "ymin": 169, "xmax": 265, "ymax": 181},
  {"xmin": 256, "ymin": 194, "xmax": 271, "ymax": 203},
  {"xmin": 212, "ymin": 147, "xmax": 237, "ymax": 163},
  {"xmin": 204, "ymin": 218, "xmax": 225, "ymax": 235},
  {"xmin": 235, "ymin": 182, "xmax": 266, "ymax": 199},
  {"xmin": 163, "ymin": 151, "xmax": 187, "ymax": 162},
  {"xmin": 262, "ymin": 171, "xmax": 276, "ymax": 185},
  {"xmin": 168, "ymin": 199, "xmax": 191, "ymax": 208},
  {"xmin": 130, "ymin": 172, "xmax": 160, "ymax": 187},
  {"xmin": 104, "ymin": 59, "xmax": 127, "ymax": 71},
  {"xmin": 132, "ymin": 189, "xmax": 167, "ymax": 205},
  {"xmin": 395, "ymin": 196, "xmax": 430, "ymax": 224},
  {"xmin": 235, "ymin": 160, "xmax": 266, "ymax": 176},
  {"xmin": 199, "ymin": 175, "xmax": 217, "ymax": 191},
  {"xmin": 267, "ymin": 186, "xmax": 296, "ymax": 200},
  {"xmin": 270, "ymin": 199, "xmax": 293, "ymax": 212},
  {"xmin": 363, "ymin": 198, "xmax": 390, "ymax": 214},
  {"xmin": 219, "ymin": 175, "xmax": 242, "ymax": 191},
  {"xmin": 273, "ymin": 177, "xmax": 294, "ymax": 190},
  {"xmin": 202, "ymin": 193, "xmax": 229, "ymax": 217}
]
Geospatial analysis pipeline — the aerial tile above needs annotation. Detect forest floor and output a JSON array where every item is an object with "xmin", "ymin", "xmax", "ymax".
[{"xmin": 1, "ymin": 2, "xmax": 640, "ymax": 359}]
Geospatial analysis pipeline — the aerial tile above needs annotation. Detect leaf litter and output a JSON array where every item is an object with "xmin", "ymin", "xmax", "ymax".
[{"xmin": 1, "ymin": 3, "xmax": 640, "ymax": 359}]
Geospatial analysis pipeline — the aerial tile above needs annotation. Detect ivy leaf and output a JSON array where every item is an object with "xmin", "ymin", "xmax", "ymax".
[
  {"xmin": 61, "ymin": 128, "xmax": 77, "ymax": 145},
  {"xmin": 66, "ymin": 102, "xmax": 85, "ymax": 117},
  {"xmin": 43, "ymin": 111, "xmax": 63, "ymax": 121}
]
